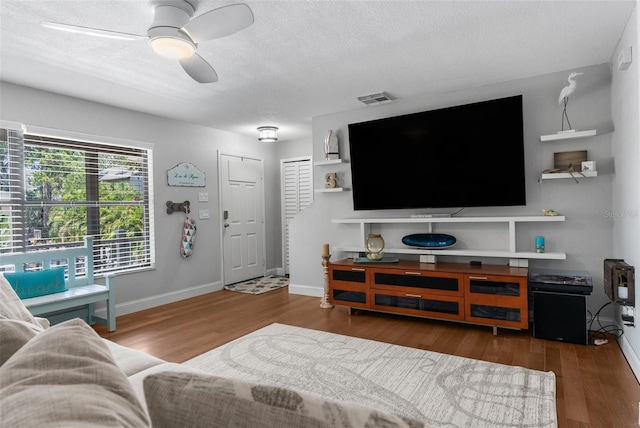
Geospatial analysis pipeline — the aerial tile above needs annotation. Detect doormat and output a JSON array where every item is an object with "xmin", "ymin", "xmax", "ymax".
[{"xmin": 224, "ymin": 276, "xmax": 289, "ymax": 295}]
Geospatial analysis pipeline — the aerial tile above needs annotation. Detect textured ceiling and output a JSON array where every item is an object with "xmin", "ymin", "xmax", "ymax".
[{"xmin": 0, "ymin": 1, "xmax": 635, "ymax": 142}]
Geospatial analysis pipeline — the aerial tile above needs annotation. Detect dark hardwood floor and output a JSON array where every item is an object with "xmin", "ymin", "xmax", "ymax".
[{"xmin": 94, "ymin": 288, "xmax": 640, "ymax": 427}]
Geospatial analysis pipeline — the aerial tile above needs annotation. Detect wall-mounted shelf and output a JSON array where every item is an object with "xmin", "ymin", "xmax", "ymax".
[
  {"xmin": 315, "ymin": 187, "xmax": 349, "ymax": 193},
  {"xmin": 540, "ymin": 129, "xmax": 597, "ymax": 141},
  {"xmin": 540, "ymin": 171, "xmax": 598, "ymax": 180},
  {"xmin": 314, "ymin": 159, "xmax": 349, "ymax": 192},
  {"xmin": 331, "ymin": 216, "xmax": 566, "ymax": 260},
  {"xmin": 314, "ymin": 159, "xmax": 349, "ymax": 166}
]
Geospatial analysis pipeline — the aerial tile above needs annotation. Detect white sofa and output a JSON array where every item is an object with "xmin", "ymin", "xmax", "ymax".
[{"xmin": 0, "ymin": 274, "xmax": 424, "ymax": 428}]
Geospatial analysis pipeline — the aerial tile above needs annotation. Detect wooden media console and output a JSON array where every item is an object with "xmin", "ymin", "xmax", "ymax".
[{"xmin": 328, "ymin": 259, "xmax": 529, "ymax": 333}]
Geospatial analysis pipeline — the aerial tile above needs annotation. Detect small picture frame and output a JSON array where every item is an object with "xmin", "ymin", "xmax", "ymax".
[{"xmin": 581, "ymin": 161, "xmax": 596, "ymax": 172}]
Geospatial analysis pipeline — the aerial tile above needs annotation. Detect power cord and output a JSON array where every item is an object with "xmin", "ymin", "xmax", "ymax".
[
  {"xmin": 587, "ymin": 301, "xmax": 624, "ymax": 345},
  {"xmin": 450, "ymin": 207, "xmax": 465, "ymax": 216}
]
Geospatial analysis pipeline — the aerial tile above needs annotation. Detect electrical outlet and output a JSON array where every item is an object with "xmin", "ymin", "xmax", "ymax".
[
  {"xmin": 199, "ymin": 209, "xmax": 209, "ymax": 220},
  {"xmin": 622, "ymin": 305, "xmax": 635, "ymax": 326}
]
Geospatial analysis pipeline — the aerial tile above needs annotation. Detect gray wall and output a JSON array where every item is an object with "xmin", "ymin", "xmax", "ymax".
[
  {"xmin": 289, "ymin": 63, "xmax": 616, "ymax": 326},
  {"xmin": 611, "ymin": 6, "xmax": 640, "ymax": 379},
  {"xmin": 0, "ymin": 82, "xmax": 283, "ymax": 314},
  {"xmin": 276, "ymin": 137, "xmax": 313, "ymax": 161}
]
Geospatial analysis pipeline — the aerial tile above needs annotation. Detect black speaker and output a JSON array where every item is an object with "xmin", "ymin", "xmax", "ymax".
[{"xmin": 533, "ymin": 291, "xmax": 588, "ymax": 345}]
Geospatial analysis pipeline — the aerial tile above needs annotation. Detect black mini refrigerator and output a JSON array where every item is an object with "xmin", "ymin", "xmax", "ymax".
[{"xmin": 529, "ymin": 268, "xmax": 593, "ymax": 345}]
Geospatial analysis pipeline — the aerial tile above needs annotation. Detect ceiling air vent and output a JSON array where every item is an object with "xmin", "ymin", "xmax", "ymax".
[{"xmin": 357, "ymin": 92, "xmax": 394, "ymax": 106}]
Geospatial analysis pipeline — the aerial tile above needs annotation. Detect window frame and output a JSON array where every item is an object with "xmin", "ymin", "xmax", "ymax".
[{"xmin": 1, "ymin": 123, "xmax": 155, "ymax": 276}]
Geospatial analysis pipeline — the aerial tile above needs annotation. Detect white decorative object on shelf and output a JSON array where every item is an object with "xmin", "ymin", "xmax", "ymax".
[
  {"xmin": 558, "ymin": 71, "xmax": 583, "ymax": 132},
  {"xmin": 331, "ymin": 216, "xmax": 566, "ymax": 260},
  {"xmin": 324, "ymin": 130, "xmax": 339, "ymax": 160},
  {"xmin": 581, "ymin": 161, "xmax": 596, "ymax": 172},
  {"xmin": 540, "ymin": 129, "xmax": 597, "ymax": 141}
]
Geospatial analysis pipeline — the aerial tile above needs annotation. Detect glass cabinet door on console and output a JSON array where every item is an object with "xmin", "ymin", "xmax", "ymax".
[
  {"xmin": 371, "ymin": 269, "xmax": 465, "ymax": 320},
  {"xmin": 464, "ymin": 274, "xmax": 528, "ymax": 329},
  {"xmin": 328, "ymin": 265, "xmax": 369, "ymax": 308}
]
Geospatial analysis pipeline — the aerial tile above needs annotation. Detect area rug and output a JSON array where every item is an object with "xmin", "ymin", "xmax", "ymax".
[
  {"xmin": 223, "ymin": 276, "xmax": 288, "ymax": 295},
  {"xmin": 185, "ymin": 323, "xmax": 557, "ymax": 428}
]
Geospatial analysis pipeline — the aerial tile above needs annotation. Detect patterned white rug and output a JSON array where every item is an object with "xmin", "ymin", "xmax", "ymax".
[
  {"xmin": 223, "ymin": 276, "xmax": 288, "ymax": 295},
  {"xmin": 185, "ymin": 323, "xmax": 557, "ymax": 428}
]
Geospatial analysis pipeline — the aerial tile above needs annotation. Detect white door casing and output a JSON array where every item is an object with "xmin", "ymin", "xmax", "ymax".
[
  {"xmin": 280, "ymin": 157, "xmax": 313, "ymax": 275},
  {"xmin": 219, "ymin": 153, "xmax": 265, "ymax": 285}
]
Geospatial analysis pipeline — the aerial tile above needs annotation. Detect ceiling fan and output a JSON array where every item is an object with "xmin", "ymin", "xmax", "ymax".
[{"xmin": 41, "ymin": 1, "xmax": 254, "ymax": 83}]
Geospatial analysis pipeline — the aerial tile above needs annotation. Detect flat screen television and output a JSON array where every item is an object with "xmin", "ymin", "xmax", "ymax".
[{"xmin": 347, "ymin": 95, "xmax": 526, "ymax": 211}]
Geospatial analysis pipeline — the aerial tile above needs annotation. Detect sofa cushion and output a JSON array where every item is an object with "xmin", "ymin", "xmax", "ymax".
[
  {"xmin": 103, "ymin": 339, "xmax": 167, "ymax": 377},
  {"xmin": 3, "ymin": 266, "xmax": 67, "ymax": 299},
  {"xmin": 0, "ymin": 318, "xmax": 41, "ymax": 366},
  {"xmin": 143, "ymin": 371, "xmax": 424, "ymax": 428},
  {"xmin": 0, "ymin": 273, "xmax": 44, "ymax": 327},
  {"xmin": 0, "ymin": 318, "xmax": 150, "ymax": 427}
]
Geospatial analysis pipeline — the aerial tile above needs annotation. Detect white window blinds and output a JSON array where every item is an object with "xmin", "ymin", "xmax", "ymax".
[{"xmin": 0, "ymin": 126, "xmax": 155, "ymax": 275}]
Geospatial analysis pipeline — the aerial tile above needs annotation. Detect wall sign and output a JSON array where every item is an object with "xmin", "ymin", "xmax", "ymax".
[{"xmin": 167, "ymin": 162, "xmax": 206, "ymax": 187}]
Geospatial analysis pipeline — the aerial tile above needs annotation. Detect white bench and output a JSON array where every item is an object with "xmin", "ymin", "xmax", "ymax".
[{"xmin": 1, "ymin": 237, "xmax": 116, "ymax": 331}]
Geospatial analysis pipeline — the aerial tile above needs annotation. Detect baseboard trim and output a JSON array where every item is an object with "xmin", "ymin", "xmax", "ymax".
[
  {"xmin": 288, "ymin": 283, "xmax": 322, "ymax": 297},
  {"xmin": 618, "ymin": 334, "xmax": 640, "ymax": 382},
  {"xmin": 266, "ymin": 268, "xmax": 283, "ymax": 277},
  {"xmin": 95, "ymin": 281, "xmax": 222, "ymax": 319}
]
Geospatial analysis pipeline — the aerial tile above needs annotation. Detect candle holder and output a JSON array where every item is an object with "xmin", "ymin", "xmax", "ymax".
[{"xmin": 320, "ymin": 252, "xmax": 334, "ymax": 309}]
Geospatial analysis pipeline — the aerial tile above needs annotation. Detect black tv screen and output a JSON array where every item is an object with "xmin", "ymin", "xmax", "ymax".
[{"xmin": 347, "ymin": 95, "xmax": 526, "ymax": 211}]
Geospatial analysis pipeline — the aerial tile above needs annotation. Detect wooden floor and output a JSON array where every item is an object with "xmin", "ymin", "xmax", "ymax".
[{"xmin": 94, "ymin": 287, "xmax": 640, "ymax": 427}]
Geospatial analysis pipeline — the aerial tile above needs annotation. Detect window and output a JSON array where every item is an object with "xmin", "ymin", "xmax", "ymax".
[{"xmin": 0, "ymin": 125, "xmax": 155, "ymax": 275}]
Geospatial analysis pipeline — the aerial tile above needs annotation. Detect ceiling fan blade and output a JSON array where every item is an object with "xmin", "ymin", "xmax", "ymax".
[
  {"xmin": 42, "ymin": 22, "xmax": 147, "ymax": 41},
  {"xmin": 179, "ymin": 53, "xmax": 218, "ymax": 83},
  {"xmin": 182, "ymin": 3, "xmax": 254, "ymax": 43}
]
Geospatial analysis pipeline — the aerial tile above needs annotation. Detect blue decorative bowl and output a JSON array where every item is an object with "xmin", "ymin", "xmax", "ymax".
[{"xmin": 402, "ymin": 233, "xmax": 456, "ymax": 248}]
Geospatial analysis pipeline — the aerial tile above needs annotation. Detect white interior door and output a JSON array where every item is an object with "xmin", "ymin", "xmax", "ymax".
[
  {"xmin": 281, "ymin": 157, "xmax": 313, "ymax": 275},
  {"xmin": 220, "ymin": 153, "xmax": 265, "ymax": 285}
]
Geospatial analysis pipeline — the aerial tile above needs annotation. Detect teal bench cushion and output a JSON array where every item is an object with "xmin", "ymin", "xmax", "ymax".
[{"xmin": 3, "ymin": 267, "xmax": 67, "ymax": 299}]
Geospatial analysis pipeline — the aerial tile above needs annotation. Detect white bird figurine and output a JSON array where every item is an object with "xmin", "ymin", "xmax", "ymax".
[{"xmin": 558, "ymin": 72, "xmax": 583, "ymax": 131}]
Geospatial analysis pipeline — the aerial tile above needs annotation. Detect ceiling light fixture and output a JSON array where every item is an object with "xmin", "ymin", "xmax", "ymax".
[
  {"xmin": 257, "ymin": 126, "xmax": 278, "ymax": 142},
  {"xmin": 148, "ymin": 28, "xmax": 195, "ymax": 59}
]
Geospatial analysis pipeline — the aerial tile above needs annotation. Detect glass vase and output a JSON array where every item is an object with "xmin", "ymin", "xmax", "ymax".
[{"xmin": 366, "ymin": 234, "xmax": 385, "ymax": 260}]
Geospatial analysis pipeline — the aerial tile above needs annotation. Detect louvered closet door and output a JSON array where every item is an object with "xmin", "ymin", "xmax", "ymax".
[{"xmin": 281, "ymin": 158, "xmax": 312, "ymax": 275}]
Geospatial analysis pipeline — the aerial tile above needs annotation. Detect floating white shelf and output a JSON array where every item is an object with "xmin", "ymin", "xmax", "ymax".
[
  {"xmin": 331, "ymin": 215, "xmax": 567, "ymax": 261},
  {"xmin": 314, "ymin": 159, "xmax": 349, "ymax": 166},
  {"xmin": 540, "ymin": 171, "xmax": 598, "ymax": 180},
  {"xmin": 332, "ymin": 246, "xmax": 567, "ymax": 260},
  {"xmin": 540, "ymin": 129, "xmax": 597, "ymax": 141},
  {"xmin": 331, "ymin": 216, "xmax": 565, "ymax": 225},
  {"xmin": 315, "ymin": 187, "xmax": 348, "ymax": 193}
]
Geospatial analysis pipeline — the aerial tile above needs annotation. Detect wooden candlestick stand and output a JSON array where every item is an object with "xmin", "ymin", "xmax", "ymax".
[{"xmin": 320, "ymin": 254, "xmax": 334, "ymax": 309}]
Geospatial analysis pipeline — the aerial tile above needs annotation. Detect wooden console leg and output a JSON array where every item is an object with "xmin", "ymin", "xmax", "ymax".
[{"xmin": 493, "ymin": 326, "xmax": 498, "ymax": 336}]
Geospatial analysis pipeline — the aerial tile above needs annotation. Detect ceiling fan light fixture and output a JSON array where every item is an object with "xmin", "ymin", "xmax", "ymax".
[
  {"xmin": 150, "ymin": 35, "xmax": 195, "ymax": 59},
  {"xmin": 148, "ymin": 26, "xmax": 195, "ymax": 59},
  {"xmin": 257, "ymin": 126, "xmax": 278, "ymax": 142}
]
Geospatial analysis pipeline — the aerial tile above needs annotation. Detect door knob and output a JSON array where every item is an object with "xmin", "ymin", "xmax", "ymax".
[{"xmin": 223, "ymin": 222, "xmax": 230, "ymax": 228}]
